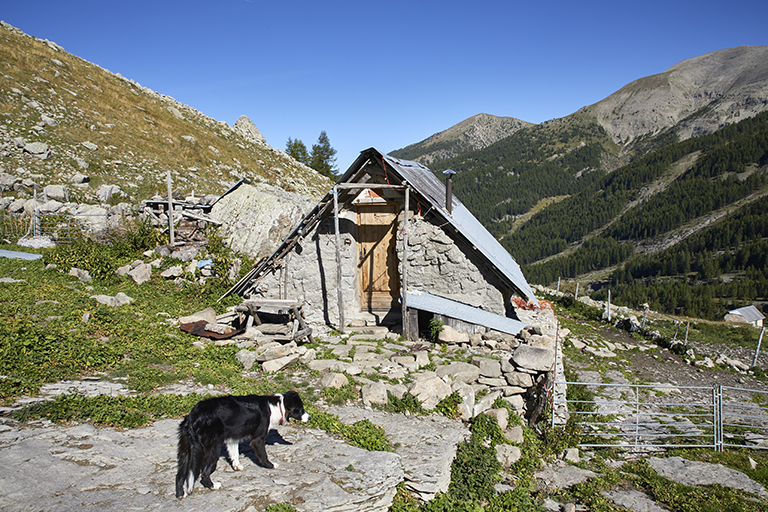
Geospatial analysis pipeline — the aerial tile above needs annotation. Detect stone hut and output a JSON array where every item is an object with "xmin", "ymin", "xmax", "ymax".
[
  {"xmin": 724, "ymin": 305, "xmax": 765, "ymax": 328},
  {"xmin": 224, "ymin": 148, "xmax": 537, "ymax": 338}
]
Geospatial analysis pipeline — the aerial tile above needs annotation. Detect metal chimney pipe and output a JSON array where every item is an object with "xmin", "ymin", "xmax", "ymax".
[{"xmin": 443, "ymin": 169, "xmax": 456, "ymax": 214}]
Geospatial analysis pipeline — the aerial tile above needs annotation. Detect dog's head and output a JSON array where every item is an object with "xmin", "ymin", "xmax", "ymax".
[{"xmin": 283, "ymin": 390, "xmax": 310, "ymax": 423}]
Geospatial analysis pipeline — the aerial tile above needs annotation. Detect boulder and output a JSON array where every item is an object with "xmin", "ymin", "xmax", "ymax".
[
  {"xmin": 256, "ymin": 341, "xmax": 297, "ymax": 362},
  {"xmin": 127, "ymin": 263, "xmax": 151, "ymax": 284},
  {"xmin": 512, "ymin": 345, "xmax": 555, "ymax": 372},
  {"xmin": 505, "ymin": 425, "xmax": 524, "ymax": 444},
  {"xmin": 44, "ymin": 184, "xmax": 67, "ymax": 201},
  {"xmin": 485, "ymin": 408, "xmax": 509, "ymax": 430},
  {"xmin": 437, "ymin": 324, "xmax": 469, "ymax": 344},
  {"xmin": 179, "ymin": 307, "xmax": 217, "ymax": 325},
  {"xmin": 473, "ymin": 390, "xmax": 502, "ymax": 417},
  {"xmin": 409, "ymin": 377, "xmax": 452, "ymax": 410},
  {"xmin": 496, "ymin": 445, "xmax": 522, "ymax": 468},
  {"xmin": 235, "ymin": 349, "xmax": 258, "ymax": 370},
  {"xmin": 504, "ymin": 371, "xmax": 534, "ymax": 388},
  {"xmin": 435, "ymin": 362, "xmax": 480, "ymax": 384},
  {"xmin": 362, "ymin": 382, "xmax": 389, "ymax": 406},
  {"xmin": 68, "ymin": 267, "xmax": 92, "ymax": 282},
  {"xmin": 23, "ymin": 141, "xmax": 50, "ymax": 159},
  {"xmin": 89, "ymin": 292, "xmax": 133, "ymax": 306},
  {"xmin": 321, "ymin": 372, "xmax": 349, "ymax": 389},
  {"xmin": 233, "ymin": 115, "xmax": 267, "ymax": 144},
  {"xmin": 160, "ymin": 265, "xmax": 183, "ymax": 278},
  {"xmin": 451, "ymin": 381, "xmax": 475, "ymax": 421},
  {"xmin": 472, "ymin": 356, "xmax": 502, "ymax": 378},
  {"xmin": 262, "ymin": 353, "xmax": 300, "ymax": 373}
]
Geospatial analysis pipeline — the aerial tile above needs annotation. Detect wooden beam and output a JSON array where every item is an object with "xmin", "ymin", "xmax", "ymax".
[
  {"xmin": 401, "ymin": 184, "xmax": 410, "ymax": 339},
  {"xmin": 335, "ymin": 183, "xmax": 405, "ymax": 190},
  {"xmin": 333, "ymin": 186, "xmax": 345, "ymax": 332},
  {"xmin": 180, "ymin": 210, "xmax": 223, "ymax": 225}
]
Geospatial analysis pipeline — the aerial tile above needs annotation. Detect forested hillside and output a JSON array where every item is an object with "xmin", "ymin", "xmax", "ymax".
[
  {"xmin": 428, "ymin": 119, "xmax": 618, "ymax": 237},
  {"xmin": 517, "ymin": 112, "xmax": 768, "ymax": 319}
]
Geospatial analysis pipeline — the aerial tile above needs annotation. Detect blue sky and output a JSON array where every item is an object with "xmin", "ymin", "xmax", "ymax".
[{"xmin": 4, "ymin": 1, "xmax": 767, "ymax": 171}]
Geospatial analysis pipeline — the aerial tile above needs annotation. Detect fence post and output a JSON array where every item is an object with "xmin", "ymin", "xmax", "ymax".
[
  {"xmin": 753, "ymin": 326, "xmax": 765, "ymax": 368},
  {"xmin": 167, "ymin": 170, "xmax": 175, "ymax": 246}
]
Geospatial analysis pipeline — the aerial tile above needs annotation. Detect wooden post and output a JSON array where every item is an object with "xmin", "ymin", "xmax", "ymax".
[
  {"xmin": 282, "ymin": 251, "xmax": 290, "ymax": 300},
  {"xmin": 333, "ymin": 187, "xmax": 345, "ymax": 332},
  {"xmin": 556, "ymin": 277, "xmax": 560, "ymax": 294},
  {"xmin": 753, "ymin": 326, "xmax": 765, "ymax": 368},
  {"xmin": 607, "ymin": 289, "xmax": 611, "ymax": 321},
  {"xmin": 401, "ymin": 184, "xmax": 410, "ymax": 340},
  {"xmin": 166, "ymin": 170, "xmax": 175, "ymax": 246},
  {"xmin": 641, "ymin": 304, "xmax": 649, "ymax": 328},
  {"xmin": 575, "ymin": 282, "xmax": 579, "ymax": 300}
]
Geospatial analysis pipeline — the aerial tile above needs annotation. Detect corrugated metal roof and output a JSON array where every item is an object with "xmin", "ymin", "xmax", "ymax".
[
  {"xmin": 406, "ymin": 290, "xmax": 529, "ymax": 335},
  {"xmin": 727, "ymin": 305, "xmax": 765, "ymax": 323},
  {"xmin": 379, "ymin": 151, "xmax": 538, "ymax": 304}
]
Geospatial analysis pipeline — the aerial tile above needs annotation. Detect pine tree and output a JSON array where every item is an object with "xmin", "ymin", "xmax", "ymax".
[
  {"xmin": 309, "ymin": 131, "xmax": 338, "ymax": 179},
  {"xmin": 285, "ymin": 137, "xmax": 310, "ymax": 166}
]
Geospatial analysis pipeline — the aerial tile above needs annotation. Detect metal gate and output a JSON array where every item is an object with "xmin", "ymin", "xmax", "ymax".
[{"xmin": 552, "ymin": 381, "xmax": 768, "ymax": 451}]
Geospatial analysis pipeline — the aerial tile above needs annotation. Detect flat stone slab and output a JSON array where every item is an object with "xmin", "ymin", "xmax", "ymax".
[
  {"xmin": 648, "ymin": 456, "xmax": 768, "ymax": 498},
  {"xmin": 0, "ymin": 417, "xmax": 402, "ymax": 512},
  {"xmin": 329, "ymin": 406, "xmax": 469, "ymax": 500},
  {"xmin": 534, "ymin": 460, "xmax": 597, "ymax": 489},
  {"xmin": 602, "ymin": 490, "xmax": 669, "ymax": 512}
]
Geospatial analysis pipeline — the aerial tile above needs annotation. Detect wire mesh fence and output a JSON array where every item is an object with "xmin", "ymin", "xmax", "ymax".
[
  {"xmin": 553, "ymin": 380, "xmax": 768, "ymax": 451},
  {"xmin": 0, "ymin": 211, "xmax": 96, "ymax": 244}
]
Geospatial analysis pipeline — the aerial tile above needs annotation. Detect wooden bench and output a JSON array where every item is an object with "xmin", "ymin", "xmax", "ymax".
[{"xmin": 234, "ymin": 299, "xmax": 313, "ymax": 343}]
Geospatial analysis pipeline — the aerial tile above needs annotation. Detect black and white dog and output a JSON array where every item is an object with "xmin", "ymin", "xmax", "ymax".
[{"xmin": 175, "ymin": 390, "xmax": 310, "ymax": 498}]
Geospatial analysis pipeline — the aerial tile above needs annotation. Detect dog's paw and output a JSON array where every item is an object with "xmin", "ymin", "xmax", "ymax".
[
  {"xmin": 232, "ymin": 462, "xmax": 244, "ymax": 471},
  {"xmin": 212, "ymin": 481, "xmax": 221, "ymax": 490},
  {"xmin": 273, "ymin": 462, "xmax": 280, "ymax": 469}
]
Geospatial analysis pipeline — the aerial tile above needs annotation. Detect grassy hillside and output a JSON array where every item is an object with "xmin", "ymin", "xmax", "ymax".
[{"xmin": 0, "ymin": 22, "xmax": 331, "ymax": 204}]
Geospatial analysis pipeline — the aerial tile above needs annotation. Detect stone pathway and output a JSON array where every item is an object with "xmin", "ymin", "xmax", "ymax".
[{"xmin": 0, "ymin": 403, "xmax": 472, "ymax": 512}]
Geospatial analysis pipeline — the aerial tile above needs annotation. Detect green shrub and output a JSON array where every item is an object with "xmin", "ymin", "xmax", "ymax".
[
  {"xmin": 469, "ymin": 413, "xmax": 508, "ymax": 448},
  {"xmin": 384, "ymin": 391, "xmax": 426, "ymax": 415},
  {"xmin": 307, "ymin": 408, "xmax": 393, "ymax": 452},
  {"xmin": 11, "ymin": 393, "xmax": 207, "ymax": 428},
  {"xmin": 264, "ymin": 504, "xmax": 298, "ymax": 512},
  {"xmin": 429, "ymin": 318, "xmax": 445, "ymax": 341},
  {"xmin": 43, "ymin": 238, "xmax": 120, "ymax": 281},
  {"xmin": 435, "ymin": 391, "xmax": 463, "ymax": 419},
  {"xmin": 448, "ymin": 435, "xmax": 502, "ymax": 504}
]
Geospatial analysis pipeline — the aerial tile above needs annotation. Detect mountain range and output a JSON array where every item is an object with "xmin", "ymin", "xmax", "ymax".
[{"xmin": 392, "ymin": 46, "xmax": 768, "ymax": 320}]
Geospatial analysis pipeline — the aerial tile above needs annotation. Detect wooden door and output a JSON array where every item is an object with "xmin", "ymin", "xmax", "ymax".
[{"xmin": 357, "ymin": 203, "xmax": 399, "ymax": 311}]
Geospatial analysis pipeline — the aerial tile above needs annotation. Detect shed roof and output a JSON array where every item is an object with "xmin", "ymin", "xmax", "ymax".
[
  {"xmin": 727, "ymin": 305, "xmax": 765, "ymax": 323},
  {"xmin": 367, "ymin": 149, "xmax": 537, "ymax": 304}
]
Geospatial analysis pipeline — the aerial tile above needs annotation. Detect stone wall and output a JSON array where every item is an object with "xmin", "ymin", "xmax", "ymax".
[
  {"xmin": 397, "ymin": 216, "xmax": 507, "ymax": 315},
  {"xmin": 255, "ymin": 211, "xmax": 360, "ymax": 325},
  {"xmin": 255, "ymin": 208, "xmax": 511, "ymax": 327}
]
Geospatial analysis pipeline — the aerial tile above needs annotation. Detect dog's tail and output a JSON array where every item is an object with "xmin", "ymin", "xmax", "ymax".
[{"xmin": 175, "ymin": 415, "xmax": 196, "ymax": 498}]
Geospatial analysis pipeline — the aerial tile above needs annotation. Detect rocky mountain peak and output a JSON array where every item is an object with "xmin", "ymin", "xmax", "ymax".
[
  {"xmin": 391, "ymin": 113, "xmax": 533, "ymax": 165},
  {"xmin": 232, "ymin": 115, "xmax": 267, "ymax": 145},
  {"xmin": 582, "ymin": 45, "xmax": 768, "ymax": 147}
]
